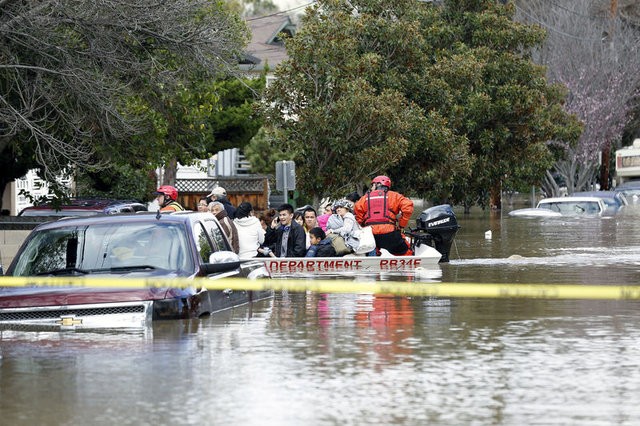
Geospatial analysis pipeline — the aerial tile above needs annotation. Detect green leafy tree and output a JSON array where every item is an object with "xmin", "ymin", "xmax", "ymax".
[
  {"xmin": 124, "ymin": 74, "xmax": 265, "ymax": 187},
  {"xmin": 244, "ymin": 127, "xmax": 293, "ymax": 175},
  {"xmin": 430, "ymin": 0, "xmax": 580, "ymax": 209},
  {"xmin": 263, "ymin": 0, "xmax": 578, "ymax": 209},
  {"xmin": 263, "ymin": 0, "xmax": 444, "ymax": 205},
  {"xmin": 76, "ymin": 75, "xmax": 266, "ymax": 198}
]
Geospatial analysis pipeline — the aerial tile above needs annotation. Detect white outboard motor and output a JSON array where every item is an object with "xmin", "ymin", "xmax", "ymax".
[{"xmin": 407, "ymin": 204, "xmax": 460, "ymax": 262}]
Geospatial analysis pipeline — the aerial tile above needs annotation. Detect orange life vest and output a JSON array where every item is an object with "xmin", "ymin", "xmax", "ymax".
[
  {"xmin": 363, "ymin": 190, "xmax": 395, "ymax": 226},
  {"xmin": 160, "ymin": 201, "xmax": 184, "ymax": 212}
]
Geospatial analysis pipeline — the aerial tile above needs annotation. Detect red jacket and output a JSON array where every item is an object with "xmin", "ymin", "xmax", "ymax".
[{"xmin": 355, "ymin": 190, "xmax": 414, "ymax": 235}]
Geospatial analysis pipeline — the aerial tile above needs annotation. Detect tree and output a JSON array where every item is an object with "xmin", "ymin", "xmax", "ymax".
[
  {"xmin": 131, "ymin": 75, "xmax": 266, "ymax": 187},
  {"xmin": 263, "ymin": 0, "xmax": 577, "ymax": 209},
  {"xmin": 417, "ymin": 0, "xmax": 580, "ymax": 210},
  {"xmin": 517, "ymin": 0, "xmax": 640, "ymax": 194},
  {"xmin": 0, "ymin": 0, "xmax": 249, "ymax": 208},
  {"xmin": 244, "ymin": 127, "xmax": 293, "ymax": 175},
  {"xmin": 262, "ymin": 0, "xmax": 469, "ymax": 206}
]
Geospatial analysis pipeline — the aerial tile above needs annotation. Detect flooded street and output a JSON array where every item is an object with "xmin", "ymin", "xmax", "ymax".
[{"xmin": 2, "ymin": 207, "xmax": 640, "ymax": 425}]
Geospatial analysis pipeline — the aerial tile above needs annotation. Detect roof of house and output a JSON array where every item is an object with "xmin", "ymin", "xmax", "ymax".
[{"xmin": 241, "ymin": 15, "xmax": 296, "ymax": 72}]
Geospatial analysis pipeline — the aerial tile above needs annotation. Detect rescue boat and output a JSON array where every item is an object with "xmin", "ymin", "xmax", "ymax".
[{"xmin": 264, "ymin": 205, "xmax": 460, "ymax": 277}]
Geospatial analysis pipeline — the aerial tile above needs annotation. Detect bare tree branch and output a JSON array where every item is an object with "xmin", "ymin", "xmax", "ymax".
[
  {"xmin": 0, "ymin": 0, "xmax": 248, "ymax": 181},
  {"xmin": 516, "ymin": 0, "xmax": 640, "ymax": 194}
]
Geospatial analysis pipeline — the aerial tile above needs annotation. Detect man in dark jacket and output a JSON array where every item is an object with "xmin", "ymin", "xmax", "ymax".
[
  {"xmin": 207, "ymin": 186, "xmax": 236, "ymax": 219},
  {"xmin": 306, "ymin": 227, "xmax": 337, "ymax": 257},
  {"xmin": 260, "ymin": 203, "xmax": 306, "ymax": 257}
]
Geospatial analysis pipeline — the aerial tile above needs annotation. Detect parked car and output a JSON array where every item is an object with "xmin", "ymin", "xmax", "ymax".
[
  {"xmin": 615, "ymin": 181, "xmax": 640, "ymax": 204},
  {"xmin": 571, "ymin": 191, "xmax": 627, "ymax": 214},
  {"xmin": 18, "ymin": 198, "xmax": 148, "ymax": 217},
  {"xmin": 0, "ymin": 212, "xmax": 270, "ymax": 328},
  {"xmin": 538, "ymin": 196, "xmax": 608, "ymax": 216},
  {"xmin": 509, "ymin": 196, "xmax": 608, "ymax": 218},
  {"xmin": 508, "ymin": 207, "xmax": 562, "ymax": 218}
]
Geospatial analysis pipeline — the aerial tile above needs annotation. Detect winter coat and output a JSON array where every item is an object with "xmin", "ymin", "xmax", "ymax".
[
  {"xmin": 316, "ymin": 213, "xmax": 330, "ymax": 231},
  {"xmin": 326, "ymin": 212, "xmax": 360, "ymax": 250},
  {"xmin": 214, "ymin": 210, "xmax": 239, "ymax": 253},
  {"xmin": 234, "ymin": 216, "xmax": 265, "ymax": 258},
  {"xmin": 354, "ymin": 190, "xmax": 414, "ymax": 235},
  {"xmin": 305, "ymin": 238, "xmax": 337, "ymax": 257},
  {"xmin": 263, "ymin": 220, "xmax": 307, "ymax": 258}
]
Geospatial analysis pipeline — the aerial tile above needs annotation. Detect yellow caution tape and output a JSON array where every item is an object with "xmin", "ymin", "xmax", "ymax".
[{"xmin": 1, "ymin": 276, "xmax": 640, "ymax": 300}]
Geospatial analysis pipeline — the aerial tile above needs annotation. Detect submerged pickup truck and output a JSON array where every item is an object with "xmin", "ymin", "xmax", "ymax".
[{"xmin": 0, "ymin": 211, "xmax": 270, "ymax": 328}]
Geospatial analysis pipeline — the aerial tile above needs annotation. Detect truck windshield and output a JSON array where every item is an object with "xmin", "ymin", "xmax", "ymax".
[{"xmin": 11, "ymin": 222, "xmax": 193, "ymax": 276}]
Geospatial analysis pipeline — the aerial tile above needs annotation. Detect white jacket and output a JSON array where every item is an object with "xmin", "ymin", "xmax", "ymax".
[{"xmin": 234, "ymin": 216, "xmax": 265, "ymax": 258}]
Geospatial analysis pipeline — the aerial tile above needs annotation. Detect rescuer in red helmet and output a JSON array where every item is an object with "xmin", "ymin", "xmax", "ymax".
[
  {"xmin": 354, "ymin": 175, "xmax": 414, "ymax": 256},
  {"xmin": 154, "ymin": 185, "xmax": 185, "ymax": 212}
]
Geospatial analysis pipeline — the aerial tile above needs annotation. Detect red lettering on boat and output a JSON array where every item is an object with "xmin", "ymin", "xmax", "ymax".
[{"xmin": 306, "ymin": 261, "xmax": 315, "ymax": 272}]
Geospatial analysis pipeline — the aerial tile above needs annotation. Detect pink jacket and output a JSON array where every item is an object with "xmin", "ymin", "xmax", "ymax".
[{"xmin": 316, "ymin": 213, "xmax": 330, "ymax": 231}]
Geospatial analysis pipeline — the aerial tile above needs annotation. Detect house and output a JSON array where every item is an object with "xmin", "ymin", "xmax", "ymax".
[
  {"xmin": 240, "ymin": 14, "xmax": 297, "ymax": 84},
  {"xmin": 171, "ymin": 16, "xmax": 298, "ymax": 211}
]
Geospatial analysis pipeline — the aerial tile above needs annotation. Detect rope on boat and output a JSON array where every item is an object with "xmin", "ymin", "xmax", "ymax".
[{"xmin": 1, "ymin": 276, "xmax": 640, "ymax": 300}]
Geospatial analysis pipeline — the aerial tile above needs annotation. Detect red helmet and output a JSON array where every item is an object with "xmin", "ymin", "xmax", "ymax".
[
  {"xmin": 372, "ymin": 175, "xmax": 391, "ymax": 188},
  {"xmin": 155, "ymin": 185, "xmax": 178, "ymax": 201}
]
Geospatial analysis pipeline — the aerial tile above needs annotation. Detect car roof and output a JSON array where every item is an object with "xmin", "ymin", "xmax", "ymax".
[
  {"xmin": 616, "ymin": 181, "xmax": 640, "ymax": 189},
  {"xmin": 570, "ymin": 191, "xmax": 627, "ymax": 206},
  {"xmin": 19, "ymin": 198, "xmax": 148, "ymax": 216},
  {"xmin": 571, "ymin": 191, "xmax": 618, "ymax": 198},
  {"xmin": 29, "ymin": 210, "xmax": 209, "ymax": 230},
  {"xmin": 537, "ymin": 196, "xmax": 605, "ymax": 204}
]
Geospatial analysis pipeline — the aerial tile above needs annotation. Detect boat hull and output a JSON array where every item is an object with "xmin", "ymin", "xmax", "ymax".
[{"xmin": 264, "ymin": 250, "xmax": 441, "ymax": 276}]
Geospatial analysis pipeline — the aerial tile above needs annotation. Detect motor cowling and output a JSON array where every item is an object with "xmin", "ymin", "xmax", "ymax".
[{"xmin": 411, "ymin": 204, "xmax": 460, "ymax": 262}]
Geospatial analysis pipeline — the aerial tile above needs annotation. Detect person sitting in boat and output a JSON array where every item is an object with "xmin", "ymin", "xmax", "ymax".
[
  {"xmin": 259, "ymin": 203, "xmax": 306, "ymax": 258},
  {"xmin": 233, "ymin": 202, "xmax": 265, "ymax": 259},
  {"xmin": 305, "ymin": 227, "xmax": 337, "ymax": 257},
  {"xmin": 293, "ymin": 211, "xmax": 311, "ymax": 249},
  {"xmin": 355, "ymin": 175, "xmax": 414, "ymax": 256},
  {"xmin": 326, "ymin": 199, "xmax": 360, "ymax": 253},
  {"xmin": 302, "ymin": 207, "xmax": 318, "ymax": 232},
  {"xmin": 316, "ymin": 200, "xmax": 333, "ymax": 231},
  {"xmin": 207, "ymin": 186, "xmax": 236, "ymax": 219}
]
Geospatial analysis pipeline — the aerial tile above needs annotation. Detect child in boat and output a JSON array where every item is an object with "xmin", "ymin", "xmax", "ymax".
[{"xmin": 306, "ymin": 227, "xmax": 337, "ymax": 257}]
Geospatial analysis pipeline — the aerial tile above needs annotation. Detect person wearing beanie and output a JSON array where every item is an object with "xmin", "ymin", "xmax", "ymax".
[
  {"xmin": 326, "ymin": 199, "xmax": 359, "ymax": 253},
  {"xmin": 235, "ymin": 201, "xmax": 252, "ymax": 220},
  {"xmin": 233, "ymin": 202, "xmax": 265, "ymax": 258}
]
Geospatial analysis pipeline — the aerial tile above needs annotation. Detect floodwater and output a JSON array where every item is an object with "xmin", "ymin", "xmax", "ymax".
[{"xmin": 2, "ymin": 206, "xmax": 640, "ymax": 425}]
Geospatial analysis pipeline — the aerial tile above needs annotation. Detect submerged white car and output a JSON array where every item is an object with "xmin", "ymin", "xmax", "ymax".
[{"xmin": 509, "ymin": 196, "xmax": 607, "ymax": 218}]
